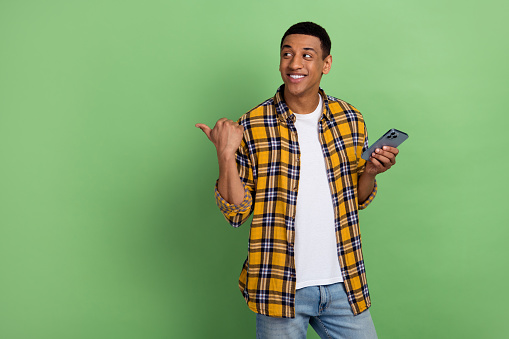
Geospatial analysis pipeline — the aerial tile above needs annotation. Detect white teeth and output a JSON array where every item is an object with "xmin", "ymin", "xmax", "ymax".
[{"xmin": 290, "ymin": 75, "xmax": 305, "ymax": 79}]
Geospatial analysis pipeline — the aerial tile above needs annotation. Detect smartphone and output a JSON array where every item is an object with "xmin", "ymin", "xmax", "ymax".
[{"xmin": 361, "ymin": 128, "xmax": 408, "ymax": 161}]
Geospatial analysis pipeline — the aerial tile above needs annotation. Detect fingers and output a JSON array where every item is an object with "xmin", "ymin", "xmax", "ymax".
[
  {"xmin": 214, "ymin": 117, "xmax": 229, "ymax": 127},
  {"xmin": 370, "ymin": 153, "xmax": 393, "ymax": 168},
  {"xmin": 218, "ymin": 118, "xmax": 244, "ymax": 136},
  {"xmin": 212, "ymin": 118, "xmax": 243, "ymax": 135},
  {"xmin": 381, "ymin": 146, "xmax": 399, "ymax": 156},
  {"xmin": 373, "ymin": 146, "xmax": 398, "ymax": 162},
  {"xmin": 196, "ymin": 118, "xmax": 243, "ymax": 144},
  {"xmin": 365, "ymin": 146, "xmax": 401, "ymax": 175},
  {"xmin": 368, "ymin": 147, "xmax": 397, "ymax": 172},
  {"xmin": 368, "ymin": 156, "xmax": 383, "ymax": 168},
  {"xmin": 215, "ymin": 118, "xmax": 239, "ymax": 128}
]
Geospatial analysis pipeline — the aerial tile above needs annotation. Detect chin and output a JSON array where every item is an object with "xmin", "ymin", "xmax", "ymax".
[{"xmin": 284, "ymin": 83, "xmax": 304, "ymax": 96}]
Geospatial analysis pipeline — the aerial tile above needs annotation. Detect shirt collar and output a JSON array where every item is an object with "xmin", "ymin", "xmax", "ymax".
[{"xmin": 274, "ymin": 85, "xmax": 332, "ymax": 123}]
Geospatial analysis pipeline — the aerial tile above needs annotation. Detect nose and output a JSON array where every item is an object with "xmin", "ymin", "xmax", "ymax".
[{"xmin": 289, "ymin": 56, "xmax": 303, "ymax": 70}]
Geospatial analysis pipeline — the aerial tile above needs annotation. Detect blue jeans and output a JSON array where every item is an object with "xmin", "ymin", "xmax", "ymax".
[{"xmin": 256, "ymin": 283, "xmax": 377, "ymax": 339}]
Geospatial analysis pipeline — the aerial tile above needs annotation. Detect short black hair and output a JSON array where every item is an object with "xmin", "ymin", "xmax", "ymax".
[{"xmin": 280, "ymin": 22, "xmax": 331, "ymax": 59}]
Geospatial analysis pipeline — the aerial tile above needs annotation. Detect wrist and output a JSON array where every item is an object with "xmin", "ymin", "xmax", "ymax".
[
  {"xmin": 217, "ymin": 151, "xmax": 236, "ymax": 164},
  {"xmin": 360, "ymin": 171, "xmax": 376, "ymax": 181}
]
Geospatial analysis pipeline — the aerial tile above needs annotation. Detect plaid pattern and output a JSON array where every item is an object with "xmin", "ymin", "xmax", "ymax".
[{"xmin": 215, "ymin": 85, "xmax": 377, "ymax": 318}]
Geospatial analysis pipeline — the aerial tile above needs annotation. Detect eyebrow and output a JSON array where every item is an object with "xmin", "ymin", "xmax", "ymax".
[{"xmin": 281, "ymin": 45, "xmax": 317, "ymax": 53}]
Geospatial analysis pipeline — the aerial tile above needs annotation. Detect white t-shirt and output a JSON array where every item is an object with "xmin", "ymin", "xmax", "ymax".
[{"xmin": 293, "ymin": 94, "xmax": 343, "ymax": 290}]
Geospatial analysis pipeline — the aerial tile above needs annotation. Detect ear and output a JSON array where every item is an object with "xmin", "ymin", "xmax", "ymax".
[{"xmin": 322, "ymin": 54, "xmax": 332, "ymax": 75}]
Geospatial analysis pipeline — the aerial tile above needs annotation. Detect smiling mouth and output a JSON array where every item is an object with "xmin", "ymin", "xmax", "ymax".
[{"xmin": 289, "ymin": 74, "xmax": 306, "ymax": 79}]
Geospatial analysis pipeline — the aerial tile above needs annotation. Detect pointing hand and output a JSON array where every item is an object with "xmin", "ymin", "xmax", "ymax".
[{"xmin": 195, "ymin": 118, "xmax": 244, "ymax": 159}]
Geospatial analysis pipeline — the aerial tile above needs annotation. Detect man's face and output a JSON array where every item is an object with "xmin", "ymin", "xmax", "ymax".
[{"xmin": 279, "ymin": 34, "xmax": 332, "ymax": 99}]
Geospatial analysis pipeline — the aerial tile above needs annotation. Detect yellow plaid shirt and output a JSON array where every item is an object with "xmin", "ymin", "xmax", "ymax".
[{"xmin": 215, "ymin": 85, "xmax": 377, "ymax": 318}]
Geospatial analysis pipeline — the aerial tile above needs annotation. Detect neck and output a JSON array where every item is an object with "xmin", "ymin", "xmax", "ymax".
[{"xmin": 284, "ymin": 87, "xmax": 320, "ymax": 114}]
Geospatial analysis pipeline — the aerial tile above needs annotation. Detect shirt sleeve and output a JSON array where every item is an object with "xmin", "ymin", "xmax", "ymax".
[
  {"xmin": 215, "ymin": 181, "xmax": 252, "ymax": 218},
  {"xmin": 358, "ymin": 180, "xmax": 377, "ymax": 210},
  {"xmin": 214, "ymin": 135, "xmax": 255, "ymax": 228},
  {"xmin": 357, "ymin": 122, "xmax": 377, "ymax": 210}
]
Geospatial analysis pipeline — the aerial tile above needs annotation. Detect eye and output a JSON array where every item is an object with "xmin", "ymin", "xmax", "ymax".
[
  {"xmin": 304, "ymin": 53, "xmax": 312, "ymax": 58},
  {"xmin": 282, "ymin": 52, "xmax": 292, "ymax": 57}
]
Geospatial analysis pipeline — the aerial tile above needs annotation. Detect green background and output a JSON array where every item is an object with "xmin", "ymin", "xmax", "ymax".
[{"xmin": 1, "ymin": 0, "xmax": 507, "ymax": 338}]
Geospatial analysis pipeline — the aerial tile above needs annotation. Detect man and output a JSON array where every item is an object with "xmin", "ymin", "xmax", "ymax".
[{"xmin": 196, "ymin": 22, "xmax": 398, "ymax": 338}]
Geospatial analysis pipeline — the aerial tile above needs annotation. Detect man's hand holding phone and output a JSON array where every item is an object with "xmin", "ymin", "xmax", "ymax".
[
  {"xmin": 357, "ymin": 128, "xmax": 407, "ymax": 203},
  {"xmin": 361, "ymin": 128, "xmax": 408, "ymax": 176},
  {"xmin": 364, "ymin": 146, "xmax": 399, "ymax": 176}
]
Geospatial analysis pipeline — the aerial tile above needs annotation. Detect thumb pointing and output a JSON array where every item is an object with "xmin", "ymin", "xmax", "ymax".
[{"xmin": 195, "ymin": 123, "xmax": 212, "ymax": 140}]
